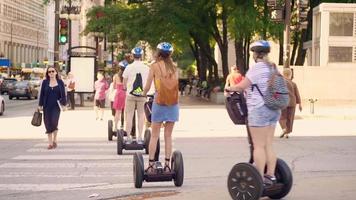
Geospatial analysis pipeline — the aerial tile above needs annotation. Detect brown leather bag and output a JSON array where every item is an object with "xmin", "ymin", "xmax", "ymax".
[{"xmin": 155, "ymin": 64, "xmax": 179, "ymax": 106}]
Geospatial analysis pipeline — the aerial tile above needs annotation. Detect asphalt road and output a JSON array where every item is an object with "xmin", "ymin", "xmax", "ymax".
[{"xmin": 0, "ymin": 96, "xmax": 356, "ymax": 200}]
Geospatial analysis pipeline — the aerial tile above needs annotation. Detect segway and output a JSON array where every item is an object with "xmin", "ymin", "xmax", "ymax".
[
  {"xmin": 108, "ymin": 110, "xmax": 128, "ymax": 141},
  {"xmin": 133, "ymin": 150, "xmax": 184, "ymax": 188},
  {"xmin": 226, "ymin": 92, "xmax": 293, "ymax": 200},
  {"xmin": 116, "ymin": 96, "xmax": 160, "ymax": 161}
]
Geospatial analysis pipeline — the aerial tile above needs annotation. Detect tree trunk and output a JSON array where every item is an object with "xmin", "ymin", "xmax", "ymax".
[
  {"xmin": 279, "ymin": 33, "xmax": 284, "ymax": 65},
  {"xmin": 235, "ymin": 39, "xmax": 246, "ymax": 75},
  {"xmin": 290, "ymin": 32, "xmax": 299, "ymax": 65}
]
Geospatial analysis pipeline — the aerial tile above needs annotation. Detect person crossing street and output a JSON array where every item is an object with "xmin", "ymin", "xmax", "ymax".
[{"xmin": 122, "ymin": 47, "xmax": 149, "ymax": 142}]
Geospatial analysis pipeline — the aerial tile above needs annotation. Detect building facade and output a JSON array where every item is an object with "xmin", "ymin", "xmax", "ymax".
[
  {"xmin": 0, "ymin": 0, "xmax": 48, "ymax": 67},
  {"xmin": 305, "ymin": 3, "xmax": 356, "ymax": 66}
]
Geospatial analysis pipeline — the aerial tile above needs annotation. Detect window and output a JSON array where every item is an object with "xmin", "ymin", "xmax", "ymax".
[
  {"xmin": 329, "ymin": 47, "xmax": 353, "ymax": 63},
  {"xmin": 329, "ymin": 13, "xmax": 354, "ymax": 36}
]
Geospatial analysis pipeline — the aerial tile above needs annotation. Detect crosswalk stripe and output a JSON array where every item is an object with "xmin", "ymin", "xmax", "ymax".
[
  {"xmin": 0, "ymin": 182, "xmax": 171, "ymax": 191},
  {"xmin": 0, "ymin": 162, "xmax": 133, "ymax": 168},
  {"xmin": 0, "ymin": 173, "xmax": 131, "ymax": 178},
  {"xmin": 27, "ymin": 148, "xmax": 115, "ymax": 152},
  {"xmin": 12, "ymin": 155, "xmax": 149, "ymax": 160},
  {"xmin": 33, "ymin": 140, "xmax": 168, "ymax": 147}
]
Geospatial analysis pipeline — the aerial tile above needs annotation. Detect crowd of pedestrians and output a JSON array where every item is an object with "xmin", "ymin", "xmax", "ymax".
[{"xmin": 36, "ymin": 39, "xmax": 300, "ymax": 185}]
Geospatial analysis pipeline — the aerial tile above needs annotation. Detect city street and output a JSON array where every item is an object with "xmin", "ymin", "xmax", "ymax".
[{"xmin": 0, "ymin": 96, "xmax": 356, "ymax": 200}]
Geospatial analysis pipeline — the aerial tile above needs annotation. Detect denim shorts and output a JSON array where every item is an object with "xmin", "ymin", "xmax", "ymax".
[{"xmin": 248, "ymin": 105, "xmax": 281, "ymax": 127}]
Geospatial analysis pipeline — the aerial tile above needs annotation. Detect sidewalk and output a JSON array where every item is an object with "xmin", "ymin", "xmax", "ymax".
[{"xmin": 2, "ymin": 96, "xmax": 356, "ymax": 139}]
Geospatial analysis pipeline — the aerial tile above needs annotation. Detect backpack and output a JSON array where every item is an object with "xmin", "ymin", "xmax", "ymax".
[
  {"xmin": 252, "ymin": 66, "xmax": 289, "ymax": 110},
  {"xmin": 130, "ymin": 73, "xmax": 143, "ymax": 96},
  {"xmin": 225, "ymin": 92, "xmax": 248, "ymax": 125},
  {"xmin": 155, "ymin": 65, "xmax": 179, "ymax": 106}
]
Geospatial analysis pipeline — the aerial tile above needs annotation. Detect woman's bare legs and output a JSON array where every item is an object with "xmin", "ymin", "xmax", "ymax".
[
  {"xmin": 114, "ymin": 110, "xmax": 121, "ymax": 131},
  {"xmin": 265, "ymin": 125, "xmax": 277, "ymax": 176},
  {"xmin": 249, "ymin": 125, "xmax": 277, "ymax": 177},
  {"xmin": 249, "ymin": 127, "xmax": 268, "ymax": 176},
  {"xmin": 47, "ymin": 133, "xmax": 53, "ymax": 149},
  {"xmin": 163, "ymin": 122, "xmax": 175, "ymax": 169},
  {"xmin": 147, "ymin": 122, "xmax": 161, "ymax": 172}
]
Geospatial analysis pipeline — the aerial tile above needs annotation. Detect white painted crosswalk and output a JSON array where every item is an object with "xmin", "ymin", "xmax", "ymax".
[{"xmin": 0, "ymin": 139, "xmax": 167, "ymax": 192}]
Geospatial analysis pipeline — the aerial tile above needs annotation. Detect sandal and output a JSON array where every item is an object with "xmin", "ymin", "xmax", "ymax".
[
  {"xmin": 53, "ymin": 142, "xmax": 57, "ymax": 148},
  {"xmin": 263, "ymin": 175, "xmax": 277, "ymax": 186},
  {"xmin": 164, "ymin": 158, "xmax": 171, "ymax": 173},
  {"xmin": 145, "ymin": 159, "xmax": 155, "ymax": 173},
  {"xmin": 47, "ymin": 144, "xmax": 54, "ymax": 150}
]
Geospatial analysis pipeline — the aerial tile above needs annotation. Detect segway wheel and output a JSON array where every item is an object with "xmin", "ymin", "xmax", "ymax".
[
  {"xmin": 108, "ymin": 120, "xmax": 113, "ymax": 141},
  {"xmin": 133, "ymin": 152, "xmax": 144, "ymax": 188},
  {"xmin": 144, "ymin": 129, "xmax": 151, "ymax": 154},
  {"xmin": 172, "ymin": 150, "xmax": 184, "ymax": 187},
  {"xmin": 227, "ymin": 163, "xmax": 263, "ymax": 200},
  {"xmin": 268, "ymin": 159, "xmax": 293, "ymax": 199},
  {"xmin": 117, "ymin": 130, "xmax": 124, "ymax": 155}
]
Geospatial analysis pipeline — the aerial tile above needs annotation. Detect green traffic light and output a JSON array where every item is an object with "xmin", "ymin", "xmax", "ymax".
[{"xmin": 60, "ymin": 35, "xmax": 67, "ymax": 43}]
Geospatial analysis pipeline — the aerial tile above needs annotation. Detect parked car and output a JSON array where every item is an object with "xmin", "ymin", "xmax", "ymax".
[
  {"xmin": 0, "ymin": 78, "xmax": 17, "ymax": 94},
  {"xmin": 0, "ymin": 94, "xmax": 4, "ymax": 115},
  {"xmin": 8, "ymin": 81, "xmax": 39, "ymax": 100},
  {"xmin": 29, "ymin": 77, "xmax": 42, "ymax": 87}
]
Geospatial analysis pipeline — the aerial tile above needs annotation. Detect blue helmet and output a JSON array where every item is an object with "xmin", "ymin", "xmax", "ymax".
[
  {"xmin": 157, "ymin": 42, "xmax": 173, "ymax": 53},
  {"xmin": 119, "ymin": 60, "xmax": 128, "ymax": 68},
  {"xmin": 131, "ymin": 47, "xmax": 143, "ymax": 56},
  {"xmin": 250, "ymin": 40, "xmax": 270, "ymax": 53}
]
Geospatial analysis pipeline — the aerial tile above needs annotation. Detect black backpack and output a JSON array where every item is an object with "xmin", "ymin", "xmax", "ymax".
[
  {"xmin": 225, "ymin": 92, "xmax": 248, "ymax": 125},
  {"xmin": 130, "ymin": 73, "xmax": 143, "ymax": 96}
]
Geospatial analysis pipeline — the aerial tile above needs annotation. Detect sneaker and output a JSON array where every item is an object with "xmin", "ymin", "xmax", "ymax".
[{"xmin": 263, "ymin": 175, "xmax": 277, "ymax": 186}]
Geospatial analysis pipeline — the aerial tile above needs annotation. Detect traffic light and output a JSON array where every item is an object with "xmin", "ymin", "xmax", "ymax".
[{"xmin": 59, "ymin": 18, "xmax": 68, "ymax": 44}]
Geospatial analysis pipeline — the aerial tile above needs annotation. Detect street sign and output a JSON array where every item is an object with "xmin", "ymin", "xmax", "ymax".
[
  {"xmin": 0, "ymin": 59, "xmax": 10, "ymax": 67},
  {"xmin": 270, "ymin": 9, "xmax": 284, "ymax": 22}
]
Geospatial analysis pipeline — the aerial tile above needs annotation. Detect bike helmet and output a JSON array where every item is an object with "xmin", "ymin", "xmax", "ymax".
[
  {"xmin": 131, "ymin": 47, "xmax": 143, "ymax": 56},
  {"xmin": 157, "ymin": 42, "xmax": 174, "ymax": 53},
  {"xmin": 250, "ymin": 40, "xmax": 270, "ymax": 53},
  {"xmin": 119, "ymin": 60, "xmax": 128, "ymax": 68}
]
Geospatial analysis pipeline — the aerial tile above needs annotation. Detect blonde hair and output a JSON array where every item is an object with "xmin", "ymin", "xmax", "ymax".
[
  {"xmin": 283, "ymin": 68, "xmax": 292, "ymax": 79},
  {"xmin": 157, "ymin": 51, "xmax": 177, "ymax": 75},
  {"xmin": 112, "ymin": 73, "xmax": 122, "ymax": 89}
]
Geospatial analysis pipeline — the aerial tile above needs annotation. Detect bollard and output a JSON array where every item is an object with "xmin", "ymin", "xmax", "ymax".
[{"xmin": 308, "ymin": 98, "xmax": 318, "ymax": 114}]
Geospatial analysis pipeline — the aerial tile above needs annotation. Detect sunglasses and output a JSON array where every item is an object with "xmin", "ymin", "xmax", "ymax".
[{"xmin": 48, "ymin": 70, "xmax": 56, "ymax": 73}]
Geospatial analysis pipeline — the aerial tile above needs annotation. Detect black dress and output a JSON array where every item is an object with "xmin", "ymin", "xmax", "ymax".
[
  {"xmin": 39, "ymin": 79, "xmax": 67, "ymax": 134},
  {"xmin": 43, "ymin": 85, "xmax": 61, "ymax": 134}
]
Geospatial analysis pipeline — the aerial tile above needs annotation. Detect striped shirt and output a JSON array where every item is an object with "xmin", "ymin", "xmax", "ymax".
[{"xmin": 245, "ymin": 62, "xmax": 272, "ymax": 110}]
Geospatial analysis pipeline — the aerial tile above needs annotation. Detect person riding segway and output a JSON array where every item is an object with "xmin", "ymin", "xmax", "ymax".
[
  {"xmin": 225, "ymin": 40, "xmax": 292, "ymax": 200},
  {"xmin": 133, "ymin": 42, "xmax": 184, "ymax": 188}
]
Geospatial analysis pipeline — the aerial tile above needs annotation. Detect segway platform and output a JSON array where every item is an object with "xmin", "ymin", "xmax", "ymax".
[{"xmin": 133, "ymin": 151, "xmax": 184, "ymax": 188}]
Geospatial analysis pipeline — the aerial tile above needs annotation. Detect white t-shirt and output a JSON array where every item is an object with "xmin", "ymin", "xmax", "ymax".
[
  {"xmin": 122, "ymin": 60, "xmax": 149, "ymax": 96},
  {"xmin": 245, "ymin": 62, "xmax": 272, "ymax": 110}
]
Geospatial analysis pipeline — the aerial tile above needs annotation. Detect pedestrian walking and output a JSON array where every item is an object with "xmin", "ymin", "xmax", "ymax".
[
  {"xmin": 142, "ymin": 42, "xmax": 179, "ymax": 173},
  {"xmin": 113, "ymin": 71, "xmax": 126, "ymax": 132},
  {"xmin": 66, "ymin": 72, "xmax": 75, "ymax": 110},
  {"xmin": 279, "ymin": 68, "xmax": 302, "ymax": 139},
  {"xmin": 224, "ymin": 65, "xmax": 244, "ymax": 96},
  {"xmin": 225, "ymin": 40, "xmax": 280, "ymax": 186},
  {"xmin": 38, "ymin": 67, "xmax": 67, "ymax": 150},
  {"xmin": 108, "ymin": 74, "xmax": 118, "ymax": 120},
  {"xmin": 94, "ymin": 72, "xmax": 109, "ymax": 120},
  {"xmin": 122, "ymin": 47, "xmax": 149, "ymax": 142}
]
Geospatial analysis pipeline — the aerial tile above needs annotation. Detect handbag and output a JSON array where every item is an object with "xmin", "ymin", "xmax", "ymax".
[{"xmin": 31, "ymin": 109, "xmax": 42, "ymax": 127}]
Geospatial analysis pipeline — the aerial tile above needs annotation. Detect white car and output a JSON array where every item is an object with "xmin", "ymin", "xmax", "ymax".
[{"xmin": 0, "ymin": 94, "xmax": 4, "ymax": 115}]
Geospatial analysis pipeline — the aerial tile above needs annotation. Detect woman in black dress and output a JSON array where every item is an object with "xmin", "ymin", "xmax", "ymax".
[{"xmin": 38, "ymin": 67, "xmax": 67, "ymax": 149}]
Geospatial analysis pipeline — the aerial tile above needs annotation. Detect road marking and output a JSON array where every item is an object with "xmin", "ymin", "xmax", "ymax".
[
  {"xmin": 0, "ymin": 173, "xmax": 131, "ymax": 178},
  {"xmin": 0, "ymin": 183, "xmax": 134, "ymax": 191},
  {"xmin": 12, "ymin": 154, "xmax": 149, "ymax": 160},
  {"xmin": 27, "ymin": 148, "xmax": 115, "ymax": 152},
  {"xmin": 0, "ymin": 162, "xmax": 133, "ymax": 168}
]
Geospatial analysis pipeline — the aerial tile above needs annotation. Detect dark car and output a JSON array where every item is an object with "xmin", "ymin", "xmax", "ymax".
[
  {"xmin": 8, "ymin": 81, "xmax": 39, "ymax": 100},
  {"xmin": 0, "ymin": 78, "xmax": 17, "ymax": 94}
]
